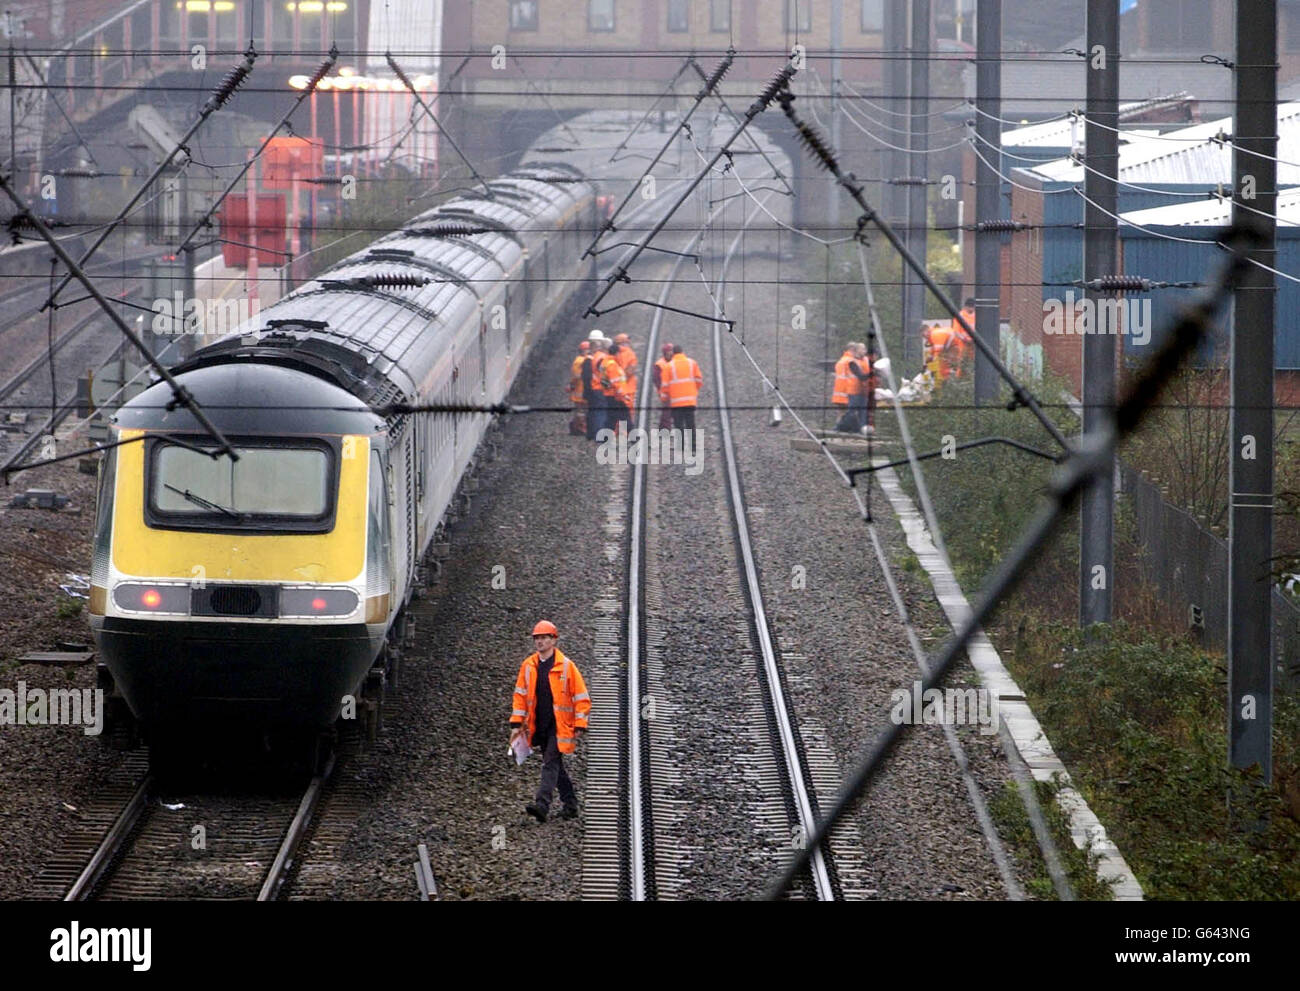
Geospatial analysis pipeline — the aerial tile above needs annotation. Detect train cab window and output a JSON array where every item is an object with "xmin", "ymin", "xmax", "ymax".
[{"xmin": 146, "ymin": 439, "xmax": 336, "ymax": 532}]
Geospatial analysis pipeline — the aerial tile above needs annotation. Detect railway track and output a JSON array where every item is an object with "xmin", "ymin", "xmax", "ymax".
[
  {"xmin": 56, "ymin": 756, "xmax": 338, "ymax": 901},
  {"xmin": 0, "ymin": 251, "xmax": 154, "ymax": 342},
  {"xmin": 580, "ymin": 151, "xmax": 857, "ymax": 899}
]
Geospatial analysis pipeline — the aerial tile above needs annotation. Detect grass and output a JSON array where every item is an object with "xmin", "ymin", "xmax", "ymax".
[
  {"xmin": 987, "ymin": 775, "xmax": 1118, "ymax": 900},
  {"xmin": 1009, "ymin": 621, "xmax": 1300, "ymax": 899},
  {"xmin": 55, "ymin": 597, "xmax": 83, "ymax": 620}
]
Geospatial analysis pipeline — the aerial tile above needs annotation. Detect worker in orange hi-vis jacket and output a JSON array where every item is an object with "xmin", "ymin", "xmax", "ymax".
[
  {"xmin": 832, "ymin": 343, "xmax": 861, "ymax": 430},
  {"xmin": 652, "ymin": 342, "xmax": 674, "ymax": 429},
  {"xmin": 925, "ymin": 321, "xmax": 957, "ymax": 384},
  {"xmin": 599, "ymin": 343, "xmax": 629, "ymax": 431},
  {"xmin": 583, "ymin": 330, "xmax": 611, "ymax": 439},
  {"xmin": 613, "ymin": 332, "xmax": 638, "ymax": 397},
  {"xmin": 658, "ymin": 344, "xmax": 703, "ymax": 432},
  {"xmin": 509, "ymin": 620, "xmax": 591, "ymax": 823},
  {"xmin": 568, "ymin": 340, "xmax": 591, "ymax": 435},
  {"xmin": 949, "ymin": 297, "xmax": 976, "ymax": 378}
]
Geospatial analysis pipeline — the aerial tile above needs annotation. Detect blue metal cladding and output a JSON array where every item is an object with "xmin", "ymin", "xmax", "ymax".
[
  {"xmin": 1040, "ymin": 183, "xmax": 1201, "ymax": 297},
  {"xmin": 1119, "ymin": 224, "xmax": 1300, "ymax": 370},
  {"xmin": 1026, "ymin": 174, "xmax": 1300, "ymax": 371}
]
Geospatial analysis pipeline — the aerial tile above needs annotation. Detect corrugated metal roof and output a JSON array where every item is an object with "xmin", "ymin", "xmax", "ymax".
[
  {"xmin": 1121, "ymin": 186, "xmax": 1300, "ymax": 228},
  {"xmin": 1002, "ymin": 94, "xmax": 1191, "ymax": 148},
  {"xmin": 1024, "ymin": 102, "xmax": 1300, "ymax": 185}
]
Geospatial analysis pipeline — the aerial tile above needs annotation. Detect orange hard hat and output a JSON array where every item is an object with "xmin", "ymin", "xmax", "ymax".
[
  {"xmin": 532, "ymin": 620, "xmax": 559, "ymax": 637},
  {"xmin": 614, "ymin": 333, "xmax": 629, "ymax": 344},
  {"xmin": 578, "ymin": 340, "xmax": 590, "ymax": 351}
]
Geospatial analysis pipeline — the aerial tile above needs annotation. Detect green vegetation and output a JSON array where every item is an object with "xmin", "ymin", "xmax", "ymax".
[
  {"xmin": 55, "ymin": 597, "xmax": 83, "ymax": 620},
  {"xmin": 1010, "ymin": 621, "xmax": 1300, "ymax": 899},
  {"xmin": 987, "ymin": 776, "xmax": 1118, "ymax": 900}
]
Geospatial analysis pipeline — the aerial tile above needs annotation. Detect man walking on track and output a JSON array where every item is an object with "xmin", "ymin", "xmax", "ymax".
[
  {"xmin": 658, "ymin": 344, "xmax": 703, "ymax": 431},
  {"xmin": 509, "ymin": 620, "xmax": 591, "ymax": 823}
]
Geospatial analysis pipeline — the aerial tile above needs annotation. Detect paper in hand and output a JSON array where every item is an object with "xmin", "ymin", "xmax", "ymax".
[{"xmin": 509, "ymin": 731, "xmax": 532, "ymax": 765}]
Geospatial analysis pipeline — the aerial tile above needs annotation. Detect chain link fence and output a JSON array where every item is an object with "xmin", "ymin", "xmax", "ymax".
[{"xmin": 1121, "ymin": 463, "xmax": 1300, "ymax": 693}]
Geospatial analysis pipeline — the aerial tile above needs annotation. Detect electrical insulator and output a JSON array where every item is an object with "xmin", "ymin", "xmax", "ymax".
[
  {"xmin": 975, "ymin": 220, "xmax": 1024, "ymax": 233},
  {"xmin": 1086, "ymin": 275, "xmax": 1151, "ymax": 292}
]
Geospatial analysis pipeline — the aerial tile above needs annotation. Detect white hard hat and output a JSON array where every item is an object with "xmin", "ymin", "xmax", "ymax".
[{"xmin": 587, "ymin": 329, "xmax": 607, "ymax": 343}]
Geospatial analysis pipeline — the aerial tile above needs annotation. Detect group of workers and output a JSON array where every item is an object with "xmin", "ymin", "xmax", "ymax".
[
  {"xmin": 922, "ymin": 297, "xmax": 976, "ymax": 385},
  {"xmin": 568, "ymin": 331, "xmax": 703, "ymax": 438}
]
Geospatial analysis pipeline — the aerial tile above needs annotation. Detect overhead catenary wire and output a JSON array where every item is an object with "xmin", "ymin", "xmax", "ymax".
[
  {"xmin": 586, "ymin": 63, "xmax": 798, "ymax": 319},
  {"xmin": 41, "ymin": 46, "xmax": 258, "ymax": 309},
  {"xmin": 1074, "ymin": 186, "xmax": 1300, "ymax": 285},
  {"xmin": 0, "ymin": 170, "xmax": 238, "ymax": 465},
  {"xmin": 178, "ymin": 48, "xmax": 338, "ymax": 255},
  {"xmin": 583, "ymin": 50, "xmax": 737, "ymax": 258},
  {"xmin": 777, "ymin": 88, "xmax": 1070, "ymax": 452}
]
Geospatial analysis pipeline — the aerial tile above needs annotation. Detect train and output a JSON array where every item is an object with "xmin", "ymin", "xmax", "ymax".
[{"xmin": 88, "ymin": 151, "xmax": 599, "ymax": 765}]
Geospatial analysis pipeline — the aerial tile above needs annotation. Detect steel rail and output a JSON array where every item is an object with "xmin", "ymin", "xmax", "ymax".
[
  {"xmin": 63, "ymin": 775, "xmax": 153, "ymax": 901},
  {"xmin": 708, "ymin": 212, "xmax": 836, "ymax": 901}
]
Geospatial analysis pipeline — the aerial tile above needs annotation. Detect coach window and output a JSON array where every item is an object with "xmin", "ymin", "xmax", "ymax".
[
  {"xmin": 92, "ymin": 446, "xmax": 118, "ymax": 571},
  {"xmin": 215, "ymin": 1, "xmax": 238, "ymax": 45},
  {"xmin": 710, "ymin": 0, "xmax": 730, "ymax": 32},
  {"xmin": 785, "ymin": 0, "xmax": 811, "ymax": 32},
  {"xmin": 667, "ymin": 0, "xmax": 689, "ymax": 32},
  {"xmin": 589, "ymin": 0, "xmax": 616, "ymax": 32},
  {"xmin": 860, "ymin": 0, "xmax": 882, "ymax": 32},
  {"xmin": 297, "ymin": 2, "xmax": 325, "ymax": 52},
  {"xmin": 510, "ymin": 0, "xmax": 539, "ymax": 30},
  {"xmin": 367, "ymin": 449, "xmax": 392, "ymax": 596}
]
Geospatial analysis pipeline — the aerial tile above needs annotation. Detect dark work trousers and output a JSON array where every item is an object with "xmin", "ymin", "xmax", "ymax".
[
  {"xmin": 670, "ymin": 406, "xmax": 696, "ymax": 431},
  {"xmin": 534, "ymin": 731, "xmax": 576, "ymax": 812},
  {"xmin": 586, "ymin": 394, "xmax": 606, "ymax": 439},
  {"xmin": 835, "ymin": 395, "xmax": 866, "ymax": 432}
]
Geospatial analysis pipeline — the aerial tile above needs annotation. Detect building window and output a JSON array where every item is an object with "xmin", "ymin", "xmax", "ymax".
[
  {"xmin": 589, "ymin": 0, "xmax": 615, "ymax": 31},
  {"xmin": 860, "ymin": 0, "xmax": 883, "ymax": 32},
  {"xmin": 509, "ymin": 0, "xmax": 538, "ymax": 31},
  {"xmin": 785, "ymin": 0, "xmax": 811, "ymax": 33},
  {"xmin": 1147, "ymin": 0, "xmax": 1212, "ymax": 50},
  {"xmin": 710, "ymin": 0, "xmax": 730, "ymax": 32},
  {"xmin": 667, "ymin": 0, "xmax": 689, "ymax": 32},
  {"xmin": 1285, "ymin": 3, "xmax": 1300, "ymax": 51}
]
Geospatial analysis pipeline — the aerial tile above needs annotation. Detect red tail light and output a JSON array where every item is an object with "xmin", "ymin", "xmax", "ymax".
[
  {"xmin": 141, "ymin": 589, "xmax": 162, "ymax": 609},
  {"xmin": 311, "ymin": 597, "xmax": 327, "ymax": 611}
]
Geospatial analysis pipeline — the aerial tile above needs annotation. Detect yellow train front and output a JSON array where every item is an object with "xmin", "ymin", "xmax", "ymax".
[{"xmin": 89, "ymin": 361, "xmax": 392, "ymax": 740}]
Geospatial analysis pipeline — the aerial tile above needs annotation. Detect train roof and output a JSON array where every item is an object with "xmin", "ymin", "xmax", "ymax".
[
  {"xmin": 165, "ymin": 163, "xmax": 595, "ymax": 410},
  {"xmin": 115, "ymin": 360, "xmax": 384, "ymax": 436}
]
